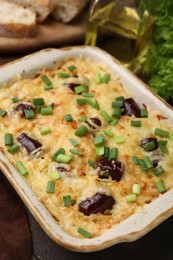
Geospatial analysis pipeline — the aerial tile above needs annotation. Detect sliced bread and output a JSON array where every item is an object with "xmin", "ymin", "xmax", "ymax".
[
  {"xmin": 52, "ymin": 0, "xmax": 89, "ymax": 23},
  {"xmin": 5, "ymin": 0, "xmax": 57, "ymax": 22},
  {"xmin": 0, "ymin": 1, "xmax": 37, "ymax": 38}
]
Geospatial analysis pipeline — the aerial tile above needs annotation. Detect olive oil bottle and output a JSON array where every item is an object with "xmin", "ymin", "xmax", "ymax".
[{"xmin": 85, "ymin": 0, "xmax": 155, "ymax": 71}]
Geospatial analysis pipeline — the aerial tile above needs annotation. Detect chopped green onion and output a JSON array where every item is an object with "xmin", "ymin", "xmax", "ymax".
[
  {"xmin": 64, "ymin": 114, "xmax": 73, "ymax": 122},
  {"xmin": 67, "ymin": 65, "xmax": 76, "ymax": 71},
  {"xmin": 169, "ymin": 133, "xmax": 173, "ymax": 140},
  {"xmin": 41, "ymin": 106, "xmax": 53, "ymax": 115},
  {"xmin": 114, "ymin": 136, "xmax": 125, "ymax": 143},
  {"xmin": 4, "ymin": 133, "xmax": 13, "ymax": 146},
  {"xmin": 112, "ymin": 100, "xmax": 123, "ymax": 108},
  {"xmin": 101, "ymin": 73, "xmax": 111, "ymax": 83},
  {"xmin": 77, "ymin": 227, "xmax": 91, "ymax": 238},
  {"xmin": 95, "ymin": 73, "xmax": 102, "ymax": 84},
  {"xmin": 40, "ymin": 127, "xmax": 51, "ymax": 135},
  {"xmin": 12, "ymin": 97, "xmax": 19, "ymax": 103},
  {"xmin": 143, "ymin": 156, "xmax": 153, "ymax": 170},
  {"xmin": 7, "ymin": 144, "xmax": 20, "ymax": 154},
  {"xmin": 110, "ymin": 119, "xmax": 119, "ymax": 126},
  {"xmin": 0, "ymin": 109, "xmax": 7, "ymax": 117},
  {"xmin": 140, "ymin": 109, "xmax": 148, "ymax": 118},
  {"xmin": 154, "ymin": 128, "xmax": 169, "ymax": 137},
  {"xmin": 75, "ymin": 126, "xmax": 88, "ymax": 137},
  {"xmin": 102, "ymin": 171, "xmax": 110, "ymax": 178},
  {"xmin": 36, "ymin": 105, "xmax": 44, "ymax": 113},
  {"xmin": 63, "ymin": 195, "xmax": 72, "ymax": 206},
  {"xmin": 69, "ymin": 148, "xmax": 83, "ymax": 155},
  {"xmin": 57, "ymin": 72, "xmax": 70, "ymax": 78},
  {"xmin": 100, "ymin": 111, "xmax": 112, "ymax": 123},
  {"xmin": 132, "ymin": 184, "xmax": 141, "ymax": 195},
  {"xmin": 44, "ymin": 84, "xmax": 53, "ymax": 90},
  {"xmin": 126, "ymin": 194, "xmax": 136, "ymax": 202},
  {"xmin": 16, "ymin": 161, "xmax": 28, "ymax": 176},
  {"xmin": 82, "ymin": 93, "xmax": 94, "ymax": 98},
  {"xmin": 76, "ymin": 99, "xmax": 86, "ymax": 105},
  {"xmin": 131, "ymin": 156, "xmax": 140, "ymax": 165},
  {"xmin": 84, "ymin": 86, "xmax": 89, "ymax": 92},
  {"xmin": 131, "ymin": 120, "xmax": 141, "ymax": 127},
  {"xmin": 94, "ymin": 99, "xmax": 100, "ymax": 110},
  {"xmin": 139, "ymin": 159, "xmax": 148, "ymax": 171},
  {"xmin": 33, "ymin": 98, "xmax": 44, "ymax": 106},
  {"xmin": 159, "ymin": 139, "xmax": 168, "ymax": 146},
  {"xmin": 112, "ymin": 107, "xmax": 122, "ymax": 118},
  {"xmin": 96, "ymin": 145, "xmax": 104, "ymax": 156},
  {"xmin": 49, "ymin": 103, "xmax": 54, "ymax": 108},
  {"xmin": 104, "ymin": 129, "xmax": 114, "ymax": 137},
  {"xmin": 52, "ymin": 148, "xmax": 65, "ymax": 161},
  {"xmin": 88, "ymin": 159, "xmax": 96, "ymax": 169},
  {"xmin": 116, "ymin": 96, "xmax": 125, "ymax": 101},
  {"xmin": 79, "ymin": 116, "xmax": 87, "ymax": 122},
  {"xmin": 158, "ymin": 140, "xmax": 168, "ymax": 153},
  {"xmin": 24, "ymin": 109, "xmax": 35, "ymax": 119},
  {"xmin": 86, "ymin": 98, "xmax": 99, "ymax": 110},
  {"xmin": 94, "ymin": 133, "xmax": 107, "ymax": 146},
  {"xmin": 46, "ymin": 180, "xmax": 55, "ymax": 193},
  {"xmin": 103, "ymin": 147, "xmax": 110, "ymax": 158},
  {"xmin": 41, "ymin": 75, "xmax": 52, "ymax": 85},
  {"xmin": 51, "ymin": 171, "xmax": 61, "ymax": 180},
  {"xmin": 154, "ymin": 165, "xmax": 165, "ymax": 176},
  {"xmin": 69, "ymin": 138, "xmax": 79, "ymax": 147},
  {"xmin": 143, "ymin": 141, "xmax": 156, "ymax": 151},
  {"xmin": 156, "ymin": 180, "xmax": 166, "ymax": 193},
  {"xmin": 74, "ymin": 85, "xmax": 85, "ymax": 94},
  {"xmin": 56, "ymin": 154, "xmax": 73, "ymax": 163},
  {"xmin": 109, "ymin": 147, "xmax": 118, "ymax": 160}
]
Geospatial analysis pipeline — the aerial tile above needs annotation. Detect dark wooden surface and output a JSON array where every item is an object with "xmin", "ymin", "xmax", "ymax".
[{"xmin": 26, "ymin": 204, "xmax": 173, "ymax": 260}]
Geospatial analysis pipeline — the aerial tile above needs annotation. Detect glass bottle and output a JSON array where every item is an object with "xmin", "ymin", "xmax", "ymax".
[{"xmin": 85, "ymin": 0, "xmax": 155, "ymax": 71}]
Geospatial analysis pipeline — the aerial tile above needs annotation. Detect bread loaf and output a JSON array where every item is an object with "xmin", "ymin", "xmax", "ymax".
[
  {"xmin": 5, "ymin": 0, "xmax": 56, "ymax": 22},
  {"xmin": 0, "ymin": 1, "xmax": 37, "ymax": 38},
  {"xmin": 52, "ymin": 0, "xmax": 89, "ymax": 23}
]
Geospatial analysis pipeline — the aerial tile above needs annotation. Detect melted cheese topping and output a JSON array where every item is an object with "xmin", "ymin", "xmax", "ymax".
[{"xmin": 0, "ymin": 57, "xmax": 172, "ymax": 238}]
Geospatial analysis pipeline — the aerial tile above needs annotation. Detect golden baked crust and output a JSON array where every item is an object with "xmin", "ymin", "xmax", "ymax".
[{"xmin": 0, "ymin": 56, "xmax": 172, "ymax": 238}]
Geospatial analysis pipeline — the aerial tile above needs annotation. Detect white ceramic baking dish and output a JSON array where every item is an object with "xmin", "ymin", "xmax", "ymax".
[{"xmin": 0, "ymin": 46, "xmax": 172, "ymax": 252}]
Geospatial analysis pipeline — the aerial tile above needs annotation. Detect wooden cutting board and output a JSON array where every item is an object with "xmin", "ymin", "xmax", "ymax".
[{"xmin": 0, "ymin": 11, "xmax": 88, "ymax": 55}]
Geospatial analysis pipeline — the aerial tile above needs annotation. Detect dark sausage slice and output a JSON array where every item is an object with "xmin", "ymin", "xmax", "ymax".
[
  {"xmin": 98, "ymin": 158, "xmax": 124, "ymax": 181},
  {"xmin": 79, "ymin": 192, "xmax": 115, "ymax": 216},
  {"xmin": 90, "ymin": 118, "xmax": 102, "ymax": 127},
  {"xmin": 86, "ymin": 117, "xmax": 102, "ymax": 129},
  {"xmin": 152, "ymin": 160, "xmax": 159, "ymax": 168},
  {"xmin": 16, "ymin": 103, "xmax": 34, "ymax": 114},
  {"xmin": 57, "ymin": 167, "xmax": 68, "ymax": 172},
  {"xmin": 123, "ymin": 98, "xmax": 141, "ymax": 117},
  {"xmin": 17, "ymin": 133, "xmax": 42, "ymax": 154},
  {"xmin": 64, "ymin": 83, "xmax": 79, "ymax": 92},
  {"xmin": 140, "ymin": 137, "xmax": 158, "ymax": 151}
]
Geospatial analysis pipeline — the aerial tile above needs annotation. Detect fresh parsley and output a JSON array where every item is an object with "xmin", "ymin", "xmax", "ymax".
[{"xmin": 142, "ymin": 0, "xmax": 173, "ymax": 105}]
